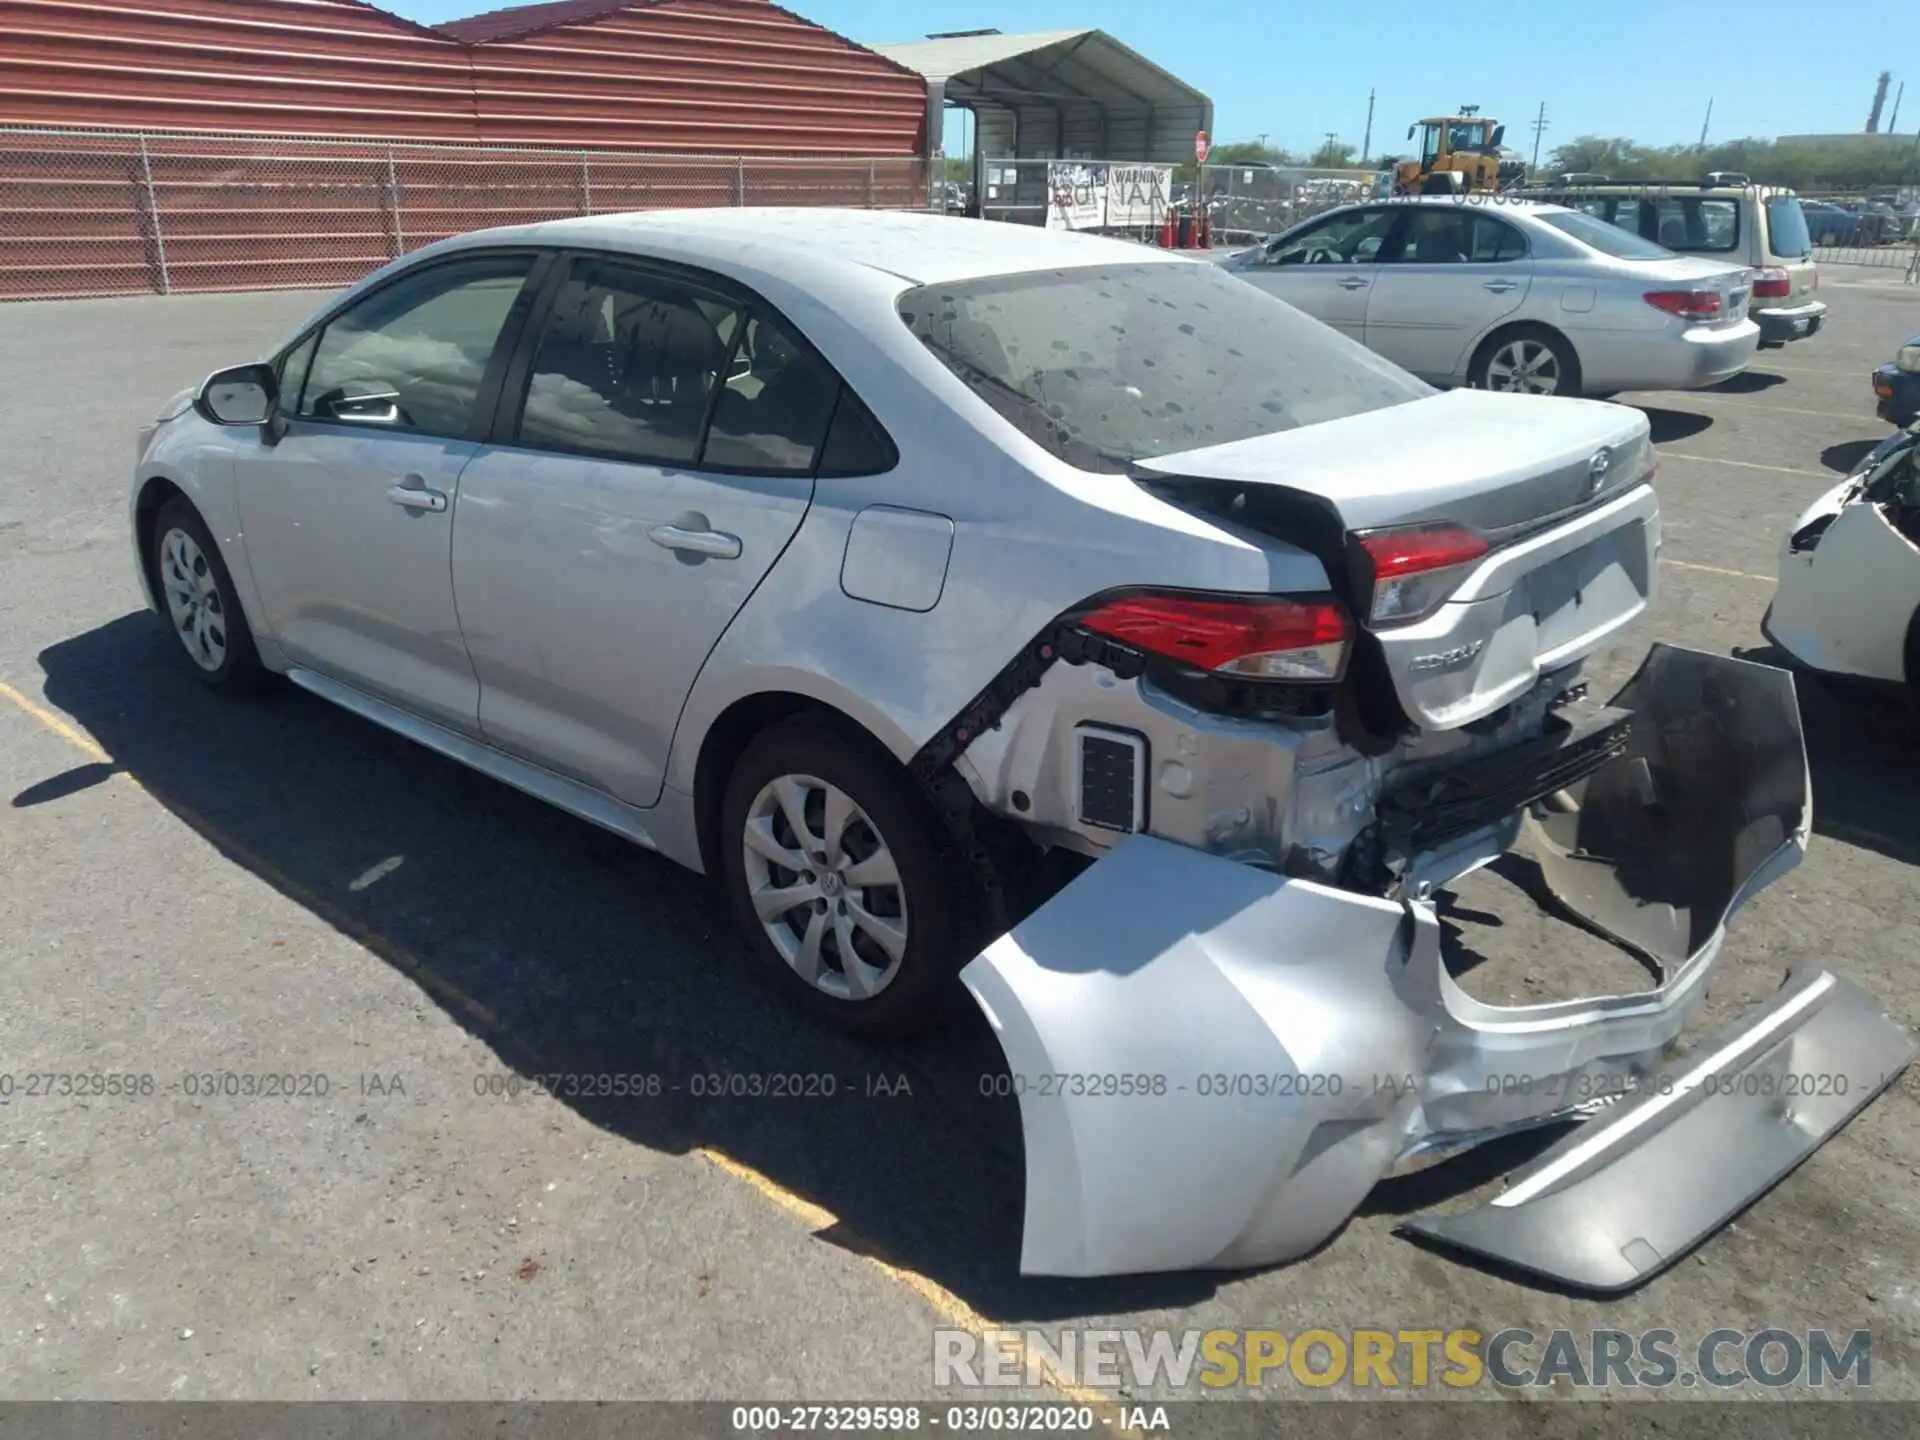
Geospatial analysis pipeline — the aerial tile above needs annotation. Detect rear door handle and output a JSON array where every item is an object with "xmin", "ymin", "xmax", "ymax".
[
  {"xmin": 386, "ymin": 480, "xmax": 448, "ymax": 513},
  {"xmin": 649, "ymin": 523, "xmax": 742, "ymax": 560},
  {"xmin": 1483, "ymin": 280, "xmax": 1520, "ymax": 293},
  {"xmin": 1337, "ymin": 276, "xmax": 1371, "ymax": 290}
]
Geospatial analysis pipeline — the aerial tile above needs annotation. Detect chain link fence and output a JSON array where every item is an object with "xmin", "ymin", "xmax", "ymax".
[
  {"xmin": 0, "ymin": 127, "xmax": 938, "ymax": 301},
  {"xmin": 1195, "ymin": 164, "xmax": 1386, "ymax": 246},
  {"xmin": 1795, "ymin": 191, "xmax": 1920, "ymax": 276}
]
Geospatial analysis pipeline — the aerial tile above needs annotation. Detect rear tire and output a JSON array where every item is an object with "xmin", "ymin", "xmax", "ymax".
[
  {"xmin": 150, "ymin": 497, "xmax": 267, "ymax": 693},
  {"xmin": 1470, "ymin": 325, "xmax": 1581, "ymax": 398},
  {"xmin": 718, "ymin": 717, "xmax": 968, "ymax": 1036}
]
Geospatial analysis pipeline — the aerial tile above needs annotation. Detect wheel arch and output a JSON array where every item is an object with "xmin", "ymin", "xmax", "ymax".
[
  {"xmin": 132, "ymin": 473, "xmax": 187, "ymax": 612},
  {"xmin": 1467, "ymin": 319, "xmax": 1584, "ymax": 395},
  {"xmin": 689, "ymin": 689, "xmax": 912, "ymax": 876}
]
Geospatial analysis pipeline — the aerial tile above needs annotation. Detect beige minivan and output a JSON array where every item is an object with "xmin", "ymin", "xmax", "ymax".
[{"xmin": 1525, "ymin": 178, "xmax": 1825, "ymax": 347}]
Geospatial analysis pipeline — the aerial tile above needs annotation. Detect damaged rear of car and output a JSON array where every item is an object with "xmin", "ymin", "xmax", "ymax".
[{"xmin": 901, "ymin": 258, "xmax": 1913, "ymax": 1289}]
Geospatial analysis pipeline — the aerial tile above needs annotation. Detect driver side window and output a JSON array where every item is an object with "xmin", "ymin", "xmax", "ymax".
[
  {"xmin": 1265, "ymin": 208, "xmax": 1396, "ymax": 266},
  {"xmin": 297, "ymin": 254, "xmax": 535, "ymax": 435}
]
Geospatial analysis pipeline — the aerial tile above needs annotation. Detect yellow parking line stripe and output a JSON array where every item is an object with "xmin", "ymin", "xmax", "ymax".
[
  {"xmin": 1660, "ymin": 557, "xmax": 1776, "ymax": 584},
  {"xmin": 697, "ymin": 1148, "xmax": 1129, "ymax": 1418},
  {"xmin": 0, "ymin": 676, "xmax": 112, "ymax": 763},
  {"xmin": 1658, "ymin": 452, "xmax": 1832, "ymax": 479},
  {"xmin": 0, "ymin": 668, "xmax": 1123, "ymax": 1421},
  {"xmin": 0, "ymin": 673, "xmax": 499, "ymax": 1029}
]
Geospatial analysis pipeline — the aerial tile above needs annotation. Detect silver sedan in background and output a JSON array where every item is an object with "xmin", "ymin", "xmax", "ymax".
[{"xmin": 1226, "ymin": 198, "xmax": 1760, "ymax": 397}]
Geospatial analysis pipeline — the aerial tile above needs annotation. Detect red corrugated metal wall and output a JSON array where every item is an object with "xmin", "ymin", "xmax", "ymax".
[
  {"xmin": 464, "ymin": 0, "xmax": 926, "ymax": 155},
  {"xmin": 0, "ymin": 0, "xmax": 481, "ymax": 139},
  {"xmin": 0, "ymin": 0, "xmax": 932, "ymax": 298},
  {"xmin": 0, "ymin": 0, "xmax": 927, "ymax": 153}
]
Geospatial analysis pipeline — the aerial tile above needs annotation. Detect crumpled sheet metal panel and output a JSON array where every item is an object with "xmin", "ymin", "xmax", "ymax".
[
  {"xmin": 962, "ymin": 646, "xmax": 1857, "ymax": 1283},
  {"xmin": 962, "ymin": 836, "xmax": 1435, "ymax": 1277}
]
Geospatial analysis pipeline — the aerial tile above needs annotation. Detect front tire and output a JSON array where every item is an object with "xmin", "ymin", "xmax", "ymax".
[
  {"xmin": 719, "ymin": 717, "xmax": 966, "ymax": 1035},
  {"xmin": 150, "ymin": 496, "xmax": 266, "ymax": 692},
  {"xmin": 1471, "ymin": 325, "xmax": 1580, "ymax": 397}
]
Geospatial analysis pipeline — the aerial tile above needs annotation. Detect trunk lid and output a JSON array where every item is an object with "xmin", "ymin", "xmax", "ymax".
[{"xmin": 1134, "ymin": 389, "xmax": 1659, "ymax": 731}]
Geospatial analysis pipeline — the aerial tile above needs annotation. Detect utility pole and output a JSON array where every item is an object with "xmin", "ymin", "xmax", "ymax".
[
  {"xmin": 1699, "ymin": 98, "xmax": 1713, "ymax": 150},
  {"xmin": 1529, "ymin": 102, "xmax": 1548, "ymax": 171},
  {"xmin": 1362, "ymin": 88, "xmax": 1375, "ymax": 163},
  {"xmin": 1889, "ymin": 82, "xmax": 1905, "ymax": 135}
]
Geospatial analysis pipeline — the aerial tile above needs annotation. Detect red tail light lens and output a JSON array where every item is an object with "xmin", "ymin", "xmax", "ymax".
[
  {"xmin": 1352, "ymin": 523, "xmax": 1490, "ymax": 626},
  {"xmin": 1751, "ymin": 265, "xmax": 1792, "ymax": 299},
  {"xmin": 1644, "ymin": 289, "xmax": 1723, "ymax": 321},
  {"xmin": 1078, "ymin": 593, "xmax": 1350, "ymax": 681}
]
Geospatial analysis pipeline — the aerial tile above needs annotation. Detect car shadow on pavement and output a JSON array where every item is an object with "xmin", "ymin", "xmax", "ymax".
[
  {"xmin": 1738, "ymin": 644, "xmax": 1920, "ymax": 867},
  {"xmin": 1704, "ymin": 370, "xmax": 1787, "ymax": 395},
  {"xmin": 1637, "ymin": 407, "xmax": 1714, "ymax": 445},
  {"xmin": 1820, "ymin": 438, "xmax": 1881, "ymax": 474},
  {"xmin": 34, "ymin": 612, "xmax": 1303, "ymax": 1325}
]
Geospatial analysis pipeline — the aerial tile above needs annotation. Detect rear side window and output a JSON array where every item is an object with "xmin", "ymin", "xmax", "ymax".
[
  {"xmin": 1385, "ymin": 209, "xmax": 1527, "ymax": 263},
  {"xmin": 899, "ymin": 261, "xmax": 1429, "ymax": 474},
  {"xmin": 1765, "ymin": 196, "xmax": 1812, "ymax": 259},
  {"xmin": 513, "ymin": 258, "xmax": 842, "ymax": 474},
  {"xmin": 702, "ymin": 314, "xmax": 840, "ymax": 472},
  {"xmin": 1537, "ymin": 210, "xmax": 1675, "ymax": 259},
  {"xmin": 1651, "ymin": 197, "xmax": 1739, "ymax": 252},
  {"xmin": 517, "ymin": 259, "xmax": 737, "ymax": 465}
]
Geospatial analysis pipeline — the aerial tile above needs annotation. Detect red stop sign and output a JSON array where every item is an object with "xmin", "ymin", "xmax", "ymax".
[{"xmin": 1195, "ymin": 131, "xmax": 1211, "ymax": 163}]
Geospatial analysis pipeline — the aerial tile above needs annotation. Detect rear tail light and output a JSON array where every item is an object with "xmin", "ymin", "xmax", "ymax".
[
  {"xmin": 1644, "ymin": 289, "xmax": 1724, "ymax": 321},
  {"xmin": 1751, "ymin": 265, "xmax": 1792, "ymax": 299},
  {"xmin": 1078, "ymin": 592, "xmax": 1350, "ymax": 681},
  {"xmin": 1350, "ymin": 523, "xmax": 1490, "ymax": 627}
]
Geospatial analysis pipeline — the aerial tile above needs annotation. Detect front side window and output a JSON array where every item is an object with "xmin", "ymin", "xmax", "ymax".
[
  {"xmin": 1267, "ymin": 207, "xmax": 1397, "ymax": 265},
  {"xmin": 298, "ymin": 255, "xmax": 534, "ymax": 434},
  {"xmin": 516, "ymin": 259, "xmax": 739, "ymax": 465},
  {"xmin": 900, "ymin": 261, "xmax": 1430, "ymax": 474}
]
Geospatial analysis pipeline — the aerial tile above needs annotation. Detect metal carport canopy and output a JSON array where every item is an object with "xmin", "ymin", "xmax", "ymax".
[{"xmin": 872, "ymin": 29, "xmax": 1212, "ymax": 166}]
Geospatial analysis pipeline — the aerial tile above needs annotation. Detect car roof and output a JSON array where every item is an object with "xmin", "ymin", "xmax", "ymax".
[{"xmin": 463, "ymin": 207, "xmax": 1185, "ymax": 287}]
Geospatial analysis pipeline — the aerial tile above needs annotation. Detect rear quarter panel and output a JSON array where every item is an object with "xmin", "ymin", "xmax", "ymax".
[{"xmin": 661, "ymin": 271, "xmax": 1333, "ymax": 796}]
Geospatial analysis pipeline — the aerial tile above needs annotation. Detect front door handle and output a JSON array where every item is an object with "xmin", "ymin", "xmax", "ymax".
[
  {"xmin": 1337, "ymin": 276, "xmax": 1371, "ymax": 290},
  {"xmin": 649, "ymin": 523, "xmax": 742, "ymax": 560},
  {"xmin": 386, "ymin": 481, "xmax": 448, "ymax": 513},
  {"xmin": 1483, "ymin": 280, "xmax": 1520, "ymax": 293}
]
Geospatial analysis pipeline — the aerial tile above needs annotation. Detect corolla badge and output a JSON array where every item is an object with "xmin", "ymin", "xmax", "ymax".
[
  {"xmin": 1408, "ymin": 639, "xmax": 1485, "ymax": 672},
  {"xmin": 1586, "ymin": 447, "xmax": 1612, "ymax": 495}
]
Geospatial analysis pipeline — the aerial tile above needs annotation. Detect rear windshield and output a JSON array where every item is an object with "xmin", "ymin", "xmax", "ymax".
[
  {"xmin": 897, "ymin": 261, "xmax": 1429, "ymax": 473},
  {"xmin": 1765, "ymin": 196, "xmax": 1812, "ymax": 259},
  {"xmin": 1537, "ymin": 210, "xmax": 1674, "ymax": 259}
]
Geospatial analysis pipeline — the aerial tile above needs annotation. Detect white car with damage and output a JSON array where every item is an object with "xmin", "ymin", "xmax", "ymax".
[{"xmin": 129, "ymin": 210, "xmax": 1913, "ymax": 1288}]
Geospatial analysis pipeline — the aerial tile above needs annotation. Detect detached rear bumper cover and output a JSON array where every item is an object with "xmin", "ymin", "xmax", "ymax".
[{"xmin": 961, "ymin": 645, "xmax": 1914, "ymax": 1283}]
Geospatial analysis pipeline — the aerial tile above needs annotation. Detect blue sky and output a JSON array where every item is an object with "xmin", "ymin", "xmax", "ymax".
[{"xmin": 388, "ymin": 0, "xmax": 1914, "ymax": 158}]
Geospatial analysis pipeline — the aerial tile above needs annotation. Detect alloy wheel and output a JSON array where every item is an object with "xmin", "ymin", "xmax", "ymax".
[
  {"xmin": 1485, "ymin": 339, "xmax": 1562, "ymax": 395},
  {"xmin": 159, "ymin": 527, "xmax": 227, "ymax": 672},
  {"xmin": 740, "ymin": 773, "xmax": 909, "ymax": 1002}
]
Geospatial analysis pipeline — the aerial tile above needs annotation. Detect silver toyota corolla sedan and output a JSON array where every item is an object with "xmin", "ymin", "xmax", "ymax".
[
  {"xmin": 131, "ymin": 209, "xmax": 1908, "ymax": 1286},
  {"xmin": 1225, "ymin": 198, "xmax": 1761, "ymax": 396}
]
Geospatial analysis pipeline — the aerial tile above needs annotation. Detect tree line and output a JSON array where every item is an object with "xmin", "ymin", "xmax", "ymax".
[{"xmin": 1201, "ymin": 133, "xmax": 1920, "ymax": 192}]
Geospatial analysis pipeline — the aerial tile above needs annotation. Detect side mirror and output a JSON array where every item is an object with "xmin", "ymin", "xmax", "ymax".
[
  {"xmin": 1489, "ymin": 125, "xmax": 1506, "ymax": 150},
  {"xmin": 197, "ymin": 362, "xmax": 277, "ymax": 427}
]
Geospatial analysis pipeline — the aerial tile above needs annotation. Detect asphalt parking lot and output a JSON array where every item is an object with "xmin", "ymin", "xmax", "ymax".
[{"xmin": 4, "ymin": 268, "xmax": 1920, "ymax": 1409}]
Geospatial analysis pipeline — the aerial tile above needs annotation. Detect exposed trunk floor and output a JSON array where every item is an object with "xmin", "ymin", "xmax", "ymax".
[{"xmin": 1437, "ymin": 839, "xmax": 1662, "ymax": 1005}]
